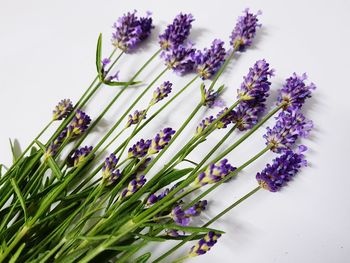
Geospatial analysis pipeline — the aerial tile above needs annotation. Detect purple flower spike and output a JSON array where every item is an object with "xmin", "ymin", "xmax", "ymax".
[
  {"xmin": 185, "ymin": 200, "xmax": 208, "ymax": 217},
  {"xmin": 161, "ymin": 43, "xmax": 196, "ymax": 74},
  {"xmin": 150, "ymin": 81, "xmax": 173, "ymax": 105},
  {"xmin": 264, "ymin": 109, "xmax": 313, "ymax": 153},
  {"xmin": 171, "ymin": 205, "xmax": 190, "ymax": 226},
  {"xmin": 148, "ymin": 128, "xmax": 176, "ymax": 155},
  {"xmin": 196, "ymin": 116, "xmax": 215, "ymax": 135},
  {"xmin": 128, "ymin": 139, "xmax": 152, "ymax": 158},
  {"xmin": 101, "ymin": 58, "xmax": 119, "ymax": 81},
  {"xmin": 230, "ymin": 8, "xmax": 262, "ymax": 51},
  {"xmin": 189, "ymin": 231, "xmax": 222, "ymax": 257},
  {"xmin": 102, "ymin": 153, "xmax": 121, "ymax": 184},
  {"xmin": 112, "ymin": 10, "xmax": 154, "ymax": 52},
  {"xmin": 215, "ymin": 108, "xmax": 235, "ymax": 129},
  {"xmin": 202, "ymin": 85, "xmax": 225, "ymax": 108},
  {"xmin": 121, "ymin": 175, "xmax": 147, "ymax": 198},
  {"xmin": 126, "ymin": 109, "xmax": 147, "ymax": 128},
  {"xmin": 67, "ymin": 110, "xmax": 91, "ymax": 137},
  {"xmin": 192, "ymin": 39, "xmax": 226, "ymax": 80},
  {"xmin": 67, "ymin": 146, "xmax": 93, "ymax": 167},
  {"xmin": 278, "ymin": 73, "xmax": 316, "ymax": 110},
  {"xmin": 45, "ymin": 128, "xmax": 68, "ymax": 158},
  {"xmin": 256, "ymin": 148, "xmax": 307, "ymax": 192},
  {"xmin": 146, "ymin": 188, "xmax": 170, "ymax": 206},
  {"xmin": 52, "ymin": 99, "xmax": 73, "ymax": 121},
  {"xmin": 195, "ymin": 159, "xmax": 236, "ymax": 187},
  {"xmin": 159, "ymin": 13, "xmax": 194, "ymax": 50},
  {"xmin": 232, "ymin": 104, "xmax": 259, "ymax": 131}
]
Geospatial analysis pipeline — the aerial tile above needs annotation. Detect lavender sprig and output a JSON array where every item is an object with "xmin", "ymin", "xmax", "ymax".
[
  {"xmin": 52, "ymin": 99, "xmax": 73, "ymax": 121},
  {"xmin": 189, "ymin": 231, "xmax": 222, "ymax": 257},
  {"xmin": 148, "ymin": 128, "xmax": 176, "ymax": 155}
]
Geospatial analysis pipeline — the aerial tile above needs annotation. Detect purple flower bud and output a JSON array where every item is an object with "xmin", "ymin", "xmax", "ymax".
[
  {"xmin": 230, "ymin": 9, "xmax": 262, "ymax": 51},
  {"xmin": 196, "ymin": 116, "xmax": 215, "ymax": 135},
  {"xmin": 256, "ymin": 148, "xmax": 307, "ymax": 192},
  {"xmin": 102, "ymin": 153, "xmax": 121, "ymax": 184},
  {"xmin": 192, "ymin": 39, "xmax": 226, "ymax": 80},
  {"xmin": 184, "ymin": 200, "xmax": 208, "ymax": 217},
  {"xmin": 264, "ymin": 109, "xmax": 313, "ymax": 153},
  {"xmin": 231, "ymin": 104, "xmax": 259, "ymax": 131},
  {"xmin": 150, "ymin": 81, "xmax": 173, "ymax": 105},
  {"xmin": 52, "ymin": 99, "xmax": 73, "ymax": 121},
  {"xmin": 159, "ymin": 13, "xmax": 194, "ymax": 50},
  {"xmin": 126, "ymin": 110, "xmax": 147, "ymax": 128},
  {"xmin": 161, "ymin": 43, "xmax": 196, "ymax": 74},
  {"xmin": 148, "ymin": 128, "xmax": 176, "ymax": 155},
  {"xmin": 215, "ymin": 108, "xmax": 235, "ymax": 129},
  {"xmin": 121, "ymin": 175, "xmax": 147, "ymax": 198},
  {"xmin": 45, "ymin": 128, "xmax": 68, "ymax": 158},
  {"xmin": 128, "ymin": 139, "xmax": 152, "ymax": 158},
  {"xmin": 189, "ymin": 231, "xmax": 222, "ymax": 257},
  {"xmin": 195, "ymin": 159, "xmax": 236, "ymax": 187},
  {"xmin": 277, "ymin": 73, "xmax": 316, "ymax": 110},
  {"xmin": 112, "ymin": 10, "xmax": 154, "ymax": 52},
  {"xmin": 67, "ymin": 110, "xmax": 91, "ymax": 137},
  {"xmin": 67, "ymin": 146, "xmax": 93, "ymax": 167},
  {"xmin": 101, "ymin": 58, "xmax": 119, "ymax": 81}
]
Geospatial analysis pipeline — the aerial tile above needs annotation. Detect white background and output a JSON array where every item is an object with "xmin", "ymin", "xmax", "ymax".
[{"xmin": 1, "ymin": 0, "xmax": 350, "ymax": 262}]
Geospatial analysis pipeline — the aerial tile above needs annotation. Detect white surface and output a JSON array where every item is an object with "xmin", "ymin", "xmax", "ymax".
[{"xmin": 1, "ymin": 0, "xmax": 349, "ymax": 262}]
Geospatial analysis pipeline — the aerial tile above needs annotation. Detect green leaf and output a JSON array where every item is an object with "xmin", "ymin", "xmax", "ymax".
[
  {"xmin": 9, "ymin": 242, "xmax": 26, "ymax": 263},
  {"xmin": 35, "ymin": 140, "xmax": 63, "ymax": 180},
  {"xmin": 9, "ymin": 138, "xmax": 18, "ymax": 163},
  {"xmin": 156, "ymin": 168, "xmax": 193, "ymax": 190},
  {"xmin": 10, "ymin": 178, "xmax": 28, "ymax": 221},
  {"xmin": 103, "ymin": 80, "xmax": 142, "ymax": 86},
  {"xmin": 135, "ymin": 252, "xmax": 151, "ymax": 263},
  {"xmin": 144, "ymin": 223, "xmax": 225, "ymax": 234},
  {"xmin": 134, "ymin": 233, "xmax": 166, "ymax": 242},
  {"xmin": 96, "ymin": 33, "xmax": 103, "ymax": 80},
  {"xmin": 30, "ymin": 146, "xmax": 38, "ymax": 155}
]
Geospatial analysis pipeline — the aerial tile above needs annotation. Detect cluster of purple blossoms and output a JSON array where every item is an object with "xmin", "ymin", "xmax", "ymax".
[
  {"xmin": 112, "ymin": 10, "xmax": 154, "ymax": 52},
  {"xmin": 67, "ymin": 146, "xmax": 93, "ymax": 167},
  {"xmin": 52, "ymin": 99, "xmax": 73, "ymax": 121},
  {"xmin": 126, "ymin": 109, "xmax": 147, "ymax": 128},
  {"xmin": 161, "ymin": 43, "xmax": 196, "ymax": 74},
  {"xmin": 256, "ymin": 147, "xmax": 307, "ymax": 192},
  {"xmin": 264, "ymin": 109, "xmax": 313, "ymax": 153},
  {"xmin": 232, "ymin": 59, "xmax": 274, "ymax": 130},
  {"xmin": 277, "ymin": 73, "xmax": 316, "ymax": 110},
  {"xmin": 192, "ymin": 39, "xmax": 226, "ymax": 80},
  {"xmin": 148, "ymin": 128, "xmax": 176, "ymax": 155},
  {"xmin": 128, "ymin": 139, "xmax": 151, "ymax": 158},
  {"xmin": 101, "ymin": 58, "xmax": 119, "ymax": 82},
  {"xmin": 102, "ymin": 153, "xmax": 121, "ymax": 184},
  {"xmin": 202, "ymin": 85, "xmax": 225, "ymax": 108},
  {"xmin": 159, "ymin": 13, "xmax": 194, "ymax": 50},
  {"xmin": 45, "ymin": 128, "xmax": 68, "ymax": 158},
  {"xmin": 230, "ymin": 9, "xmax": 261, "ymax": 51},
  {"xmin": 194, "ymin": 159, "xmax": 236, "ymax": 187},
  {"xmin": 147, "ymin": 188, "xmax": 170, "ymax": 206},
  {"xmin": 195, "ymin": 116, "xmax": 215, "ymax": 135},
  {"xmin": 215, "ymin": 108, "xmax": 235, "ymax": 129},
  {"xmin": 189, "ymin": 231, "xmax": 222, "ymax": 257},
  {"xmin": 121, "ymin": 175, "xmax": 147, "ymax": 198},
  {"xmin": 150, "ymin": 81, "xmax": 173, "ymax": 105},
  {"xmin": 67, "ymin": 110, "xmax": 91, "ymax": 138},
  {"xmin": 171, "ymin": 200, "xmax": 208, "ymax": 226}
]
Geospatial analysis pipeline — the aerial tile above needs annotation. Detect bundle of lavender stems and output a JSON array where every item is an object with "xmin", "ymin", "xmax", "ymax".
[{"xmin": 0, "ymin": 9, "xmax": 315, "ymax": 263}]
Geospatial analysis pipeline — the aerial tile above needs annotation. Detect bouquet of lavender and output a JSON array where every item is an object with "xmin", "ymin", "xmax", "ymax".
[{"xmin": 0, "ymin": 8, "xmax": 315, "ymax": 263}]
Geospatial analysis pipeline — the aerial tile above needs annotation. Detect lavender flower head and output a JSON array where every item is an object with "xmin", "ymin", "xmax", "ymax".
[
  {"xmin": 171, "ymin": 200, "xmax": 207, "ymax": 226},
  {"xmin": 67, "ymin": 110, "xmax": 91, "ymax": 137},
  {"xmin": 264, "ymin": 109, "xmax": 313, "ymax": 153},
  {"xmin": 52, "ymin": 99, "xmax": 73, "ymax": 121},
  {"xmin": 256, "ymin": 146, "xmax": 307, "ymax": 192},
  {"xmin": 102, "ymin": 153, "xmax": 121, "ymax": 184},
  {"xmin": 112, "ymin": 10, "xmax": 154, "ymax": 52},
  {"xmin": 192, "ymin": 39, "xmax": 226, "ymax": 80},
  {"xmin": 121, "ymin": 175, "xmax": 146, "ymax": 198},
  {"xmin": 148, "ymin": 128, "xmax": 176, "ymax": 155},
  {"xmin": 277, "ymin": 73, "xmax": 316, "ymax": 110},
  {"xmin": 161, "ymin": 43, "xmax": 196, "ymax": 74},
  {"xmin": 196, "ymin": 116, "xmax": 215, "ymax": 135},
  {"xmin": 101, "ymin": 58, "xmax": 119, "ymax": 82},
  {"xmin": 202, "ymin": 85, "xmax": 225, "ymax": 108},
  {"xmin": 230, "ymin": 8, "xmax": 262, "ymax": 51},
  {"xmin": 159, "ymin": 13, "xmax": 194, "ymax": 50},
  {"xmin": 146, "ymin": 188, "xmax": 170, "ymax": 206},
  {"xmin": 45, "ymin": 128, "xmax": 68, "ymax": 158},
  {"xmin": 231, "ymin": 104, "xmax": 259, "ymax": 131},
  {"xmin": 215, "ymin": 108, "xmax": 235, "ymax": 129},
  {"xmin": 189, "ymin": 231, "xmax": 222, "ymax": 257},
  {"xmin": 128, "ymin": 139, "xmax": 151, "ymax": 158},
  {"xmin": 67, "ymin": 146, "xmax": 93, "ymax": 167},
  {"xmin": 150, "ymin": 81, "xmax": 173, "ymax": 105},
  {"xmin": 126, "ymin": 109, "xmax": 147, "ymax": 128},
  {"xmin": 194, "ymin": 159, "xmax": 235, "ymax": 187}
]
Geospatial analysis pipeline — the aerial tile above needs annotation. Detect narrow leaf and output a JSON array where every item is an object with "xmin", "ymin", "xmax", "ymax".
[
  {"xmin": 10, "ymin": 178, "xmax": 28, "ymax": 221},
  {"xmin": 96, "ymin": 33, "xmax": 103, "ymax": 79},
  {"xmin": 144, "ymin": 223, "xmax": 225, "ymax": 234},
  {"xmin": 35, "ymin": 140, "xmax": 63, "ymax": 180},
  {"xmin": 9, "ymin": 139, "xmax": 16, "ymax": 163},
  {"xmin": 156, "ymin": 168, "xmax": 193, "ymax": 190},
  {"xmin": 103, "ymin": 80, "xmax": 142, "ymax": 86},
  {"xmin": 9, "ymin": 242, "xmax": 26, "ymax": 263},
  {"xmin": 135, "ymin": 252, "xmax": 151, "ymax": 263},
  {"xmin": 134, "ymin": 233, "xmax": 166, "ymax": 242}
]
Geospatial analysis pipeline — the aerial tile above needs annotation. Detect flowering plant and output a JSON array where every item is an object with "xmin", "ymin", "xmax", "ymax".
[{"xmin": 0, "ymin": 8, "xmax": 315, "ymax": 263}]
